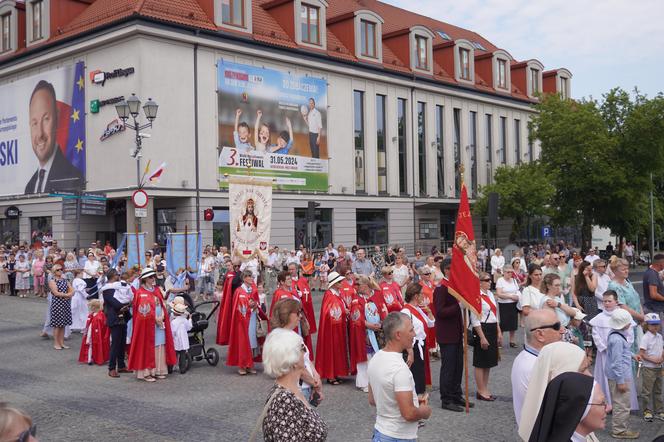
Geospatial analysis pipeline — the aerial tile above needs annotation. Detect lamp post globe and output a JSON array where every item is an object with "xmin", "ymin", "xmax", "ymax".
[
  {"xmin": 143, "ymin": 98, "xmax": 158, "ymax": 122},
  {"xmin": 126, "ymin": 93, "xmax": 141, "ymax": 117},
  {"xmin": 115, "ymin": 100, "xmax": 129, "ymax": 121}
]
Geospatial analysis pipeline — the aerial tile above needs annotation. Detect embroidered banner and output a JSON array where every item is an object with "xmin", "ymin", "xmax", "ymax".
[{"xmin": 229, "ymin": 176, "xmax": 272, "ymax": 263}]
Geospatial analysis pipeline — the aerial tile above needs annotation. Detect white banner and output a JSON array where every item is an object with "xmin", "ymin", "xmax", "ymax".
[{"xmin": 229, "ymin": 177, "xmax": 272, "ymax": 263}]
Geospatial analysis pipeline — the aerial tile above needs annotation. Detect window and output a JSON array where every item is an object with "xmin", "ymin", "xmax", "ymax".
[
  {"xmin": 222, "ymin": 0, "xmax": 244, "ymax": 27},
  {"xmin": 469, "ymin": 111, "xmax": 477, "ymax": 197},
  {"xmin": 527, "ymin": 125, "xmax": 534, "ymax": 163},
  {"xmin": 436, "ymin": 30, "xmax": 450, "ymax": 40},
  {"xmin": 356, "ymin": 209, "xmax": 388, "ymax": 246},
  {"xmin": 212, "ymin": 208, "xmax": 230, "ymax": 247},
  {"xmin": 417, "ymin": 102, "xmax": 426, "ymax": 195},
  {"xmin": 453, "ymin": 108, "xmax": 461, "ymax": 197},
  {"xmin": 514, "ymin": 119, "xmax": 521, "ymax": 164},
  {"xmin": 155, "ymin": 208, "xmax": 177, "ymax": 247},
  {"xmin": 471, "ymin": 41, "xmax": 486, "ymax": 51},
  {"xmin": 459, "ymin": 48, "xmax": 471, "ymax": 80},
  {"xmin": 31, "ymin": 0, "xmax": 43, "ymax": 41},
  {"xmin": 360, "ymin": 20, "xmax": 376, "ymax": 58},
  {"xmin": 30, "ymin": 216, "xmax": 51, "ymax": 246},
  {"xmin": 485, "ymin": 114, "xmax": 493, "ymax": 184},
  {"xmin": 415, "ymin": 36, "xmax": 428, "ymax": 70},
  {"xmin": 301, "ymin": 4, "xmax": 320, "ymax": 45},
  {"xmin": 435, "ymin": 105, "xmax": 444, "ymax": 197},
  {"xmin": 499, "ymin": 116, "xmax": 507, "ymax": 164},
  {"xmin": 397, "ymin": 98, "xmax": 408, "ymax": 195},
  {"xmin": 376, "ymin": 94, "xmax": 387, "ymax": 193},
  {"xmin": 560, "ymin": 77, "xmax": 568, "ymax": 99},
  {"xmin": 0, "ymin": 218, "xmax": 18, "ymax": 245},
  {"xmin": 530, "ymin": 68, "xmax": 540, "ymax": 95},
  {"xmin": 295, "ymin": 208, "xmax": 332, "ymax": 249},
  {"xmin": 1, "ymin": 13, "xmax": 10, "ymax": 53},
  {"xmin": 354, "ymin": 90, "xmax": 365, "ymax": 193},
  {"xmin": 497, "ymin": 59, "xmax": 507, "ymax": 89},
  {"xmin": 419, "ymin": 221, "xmax": 439, "ymax": 239}
]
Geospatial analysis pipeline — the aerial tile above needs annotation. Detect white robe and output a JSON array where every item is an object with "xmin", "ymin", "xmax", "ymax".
[
  {"xmin": 70, "ymin": 278, "xmax": 89, "ymax": 331},
  {"xmin": 171, "ymin": 315, "xmax": 192, "ymax": 351}
]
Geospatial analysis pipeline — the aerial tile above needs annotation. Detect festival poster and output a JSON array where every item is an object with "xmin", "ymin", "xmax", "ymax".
[
  {"xmin": 0, "ymin": 62, "xmax": 86, "ymax": 196},
  {"xmin": 217, "ymin": 60, "xmax": 328, "ymax": 191},
  {"xmin": 228, "ymin": 177, "xmax": 272, "ymax": 262},
  {"xmin": 166, "ymin": 232, "xmax": 202, "ymax": 275}
]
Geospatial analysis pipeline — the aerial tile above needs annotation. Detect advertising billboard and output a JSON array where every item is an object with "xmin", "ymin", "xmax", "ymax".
[
  {"xmin": 217, "ymin": 60, "xmax": 328, "ymax": 191},
  {"xmin": 0, "ymin": 62, "xmax": 86, "ymax": 196}
]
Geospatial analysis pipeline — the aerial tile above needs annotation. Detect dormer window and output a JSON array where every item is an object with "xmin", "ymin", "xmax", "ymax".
[
  {"xmin": 360, "ymin": 19, "xmax": 376, "ymax": 58},
  {"xmin": 415, "ymin": 35, "xmax": 428, "ymax": 70},
  {"xmin": 530, "ymin": 68, "xmax": 540, "ymax": 94},
  {"xmin": 26, "ymin": 0, "xmax": 49, "ymax": 45},
  {"xmin": 301, "ymin": 3, "xmax": 320, "ymax": 45},
  {"xmin": 222, "ymin": 0, "xmax": 244, "ymax": 27},
  {"xmin": 350, "ymin": 10, "xmax": 383, "ymax": 62},
  {"xmin": 453, "ymin": 39, "xmax": 475, "ymax": 83},
  {"xmin": 1, "ymin": 12, "xmax": 10, "ymax": 53},
  {"xmin": 497, "ymin": 59, "xmax": 507, "ymax": 88},
  {"xmin": 407, "ymin": 26, "xmax": 434, "ymax": 74},
  {"xmin": 459, "ymin": 48, "xmax": 470, "ymax": 80}
]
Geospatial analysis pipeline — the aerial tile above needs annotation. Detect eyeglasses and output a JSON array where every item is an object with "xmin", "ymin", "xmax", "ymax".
[
  {"xmin": 422, "ymin": 273, "xmax": 431, "ymax": 276},
  {"xmin": 17, "ymin": 424, "xmax": 37, "ymax": 442},
  {"xmin": 480, "ymin": 278, "xmax": 491, "ymax": 282},
  {"xmin": 530, "ymin": 321, "xmax": 562, "ymax": 332},
  {"xmin": 386, "ymin": 272, "xmax": 393, "ymax": 275}
]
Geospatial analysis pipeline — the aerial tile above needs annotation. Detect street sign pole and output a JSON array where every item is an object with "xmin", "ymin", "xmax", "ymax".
[{"xmin": 76, "ymin": 192, "xmax": 81, "ymax": 252}]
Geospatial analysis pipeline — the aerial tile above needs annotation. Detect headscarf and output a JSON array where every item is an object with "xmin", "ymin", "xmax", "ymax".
[
  {"xmin": 518, "ymin": 342, "xmax": 587, "ymax": 440},
  {"xmin": 528, "ymin": 372, "xmax": 594, "ymax": 442}
]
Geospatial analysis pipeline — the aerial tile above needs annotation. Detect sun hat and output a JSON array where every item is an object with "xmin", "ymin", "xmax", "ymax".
[
  {"xmin": 172, "ymin": 303, "xmax": 188, "ymax": 315},
  {"xmin": 169, "ymin": 296, "xmax": 185, "ymax": 309},
  {"xmin": 645, "ymin": 312, "xmax": 661, "ymax": 324},
  {"xmin": 140, "ymin": 267, "xmax": 157, "ymax": 280},
  {"xmin": 608, "ymin": 309, "xmax": 633, "ymax": 330},
  {"xmin": 327, "ymin": 271, "xmax": 345, "ymax": 289}
]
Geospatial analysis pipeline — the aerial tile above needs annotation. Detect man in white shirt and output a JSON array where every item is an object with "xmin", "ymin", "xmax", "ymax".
[
  {"xmin": 368, "ymin": 312, "xmax": 431, "ymax": 441},
  {"xmin": 593, "ymin": 259, "xmax": 611, "ymax": 310},
  {"xmin": 302, "ymin": 97, "xmax": 323, "ymax": 158},
  {"xmin": 285, "ymin": 250, "xmax": 300, "ymax": 267},
  {"xmin": 511, "ymin": 309, "xmax": 565, "ymax": 425},
  {"xmin": 584, "ymin": 248, "xmax": 600, "ymax": 265}
]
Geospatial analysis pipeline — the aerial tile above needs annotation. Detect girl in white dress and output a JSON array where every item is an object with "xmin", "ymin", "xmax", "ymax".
[{"xmin": 70, "ymin": 269, "xmax": 89, "ymax": 332}]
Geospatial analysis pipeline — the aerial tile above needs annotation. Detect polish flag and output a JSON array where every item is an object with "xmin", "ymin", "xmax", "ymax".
[{"xmin": 147, "ymin": 162, "xmax": 167, "ymax": 185}]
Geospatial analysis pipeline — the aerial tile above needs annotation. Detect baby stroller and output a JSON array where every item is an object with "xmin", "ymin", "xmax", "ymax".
[{"xmin": 178, "ymin": 300, "xmax": 220, "ymax": 374}]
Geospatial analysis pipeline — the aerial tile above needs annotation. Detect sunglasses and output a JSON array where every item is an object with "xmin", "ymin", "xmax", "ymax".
[
  {"xmin": 17, "ymin": 424, "xmax": 37, "ymax": 442},
  {"xmin": 530, "ymin": 321, "xmax": 562, "ymax": 332},
  {"xmin": 422, "ymin": 273, "xmax": 431, "ymax": 276},
  {"xmin": 386, "ymin": 272, "xmax": 393, "ymax": 275},
  {"xmin": 480, "ymin": 278, "xmax": 491, "ymax": 282}
]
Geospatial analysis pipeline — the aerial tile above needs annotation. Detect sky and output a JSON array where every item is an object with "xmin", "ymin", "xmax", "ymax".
[{"xmin": 383, "ymin": 0, "xmax": 664, "ymax": 101}]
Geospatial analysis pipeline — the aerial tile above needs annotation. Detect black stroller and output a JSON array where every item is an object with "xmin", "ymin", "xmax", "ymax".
[{"xmin": 178, "ymin": 300, "xmax": 220, "ymax": 374}]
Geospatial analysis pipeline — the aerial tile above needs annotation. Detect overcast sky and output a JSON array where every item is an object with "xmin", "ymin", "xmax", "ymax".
[{"xmin": 383, "ymin": 0, "xmax": 664, "ymax": 101}]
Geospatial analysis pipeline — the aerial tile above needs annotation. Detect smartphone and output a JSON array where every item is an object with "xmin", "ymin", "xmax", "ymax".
[{"xmin": 310, "ymin": 391, "xmax": 321, "ymax": 407}]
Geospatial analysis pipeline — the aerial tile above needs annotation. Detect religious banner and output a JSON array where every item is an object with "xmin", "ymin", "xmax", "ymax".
[
  {"xmin": 228, "ymin": 176, "xmax": 272, "ymax": 262},
  {"xmin": 166, "ymin": 232, "xmax": 202, "ymax": 275},
  {"xmin": 125, "ymin": 232, "xmax": 146, "ymax": 269},
  {"xmin": 446, "ymin": 183, "xmax": 482, "ymax": 316}
]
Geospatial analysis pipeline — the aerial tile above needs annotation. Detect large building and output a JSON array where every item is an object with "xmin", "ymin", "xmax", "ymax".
[{"xmin": 0, "ymin": 0, "xmax": 572, "ymax": 252}]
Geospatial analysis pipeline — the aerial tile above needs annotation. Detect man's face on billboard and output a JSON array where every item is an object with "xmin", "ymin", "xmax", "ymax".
[{"xmin": 29, "ymin": 88, "xmax": 57, "ymax": 165}]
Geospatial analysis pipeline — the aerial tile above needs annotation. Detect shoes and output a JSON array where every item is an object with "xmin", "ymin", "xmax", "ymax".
[
  {"xmin": 118, "ymin": 368, "xmax": 133, "ymax": 374},
  {"xmin": 476, "ymin": 393, "xmax": 496, "ymax": 401},
  {"xmin": 644, "ymin": 410, "xmax": 653, "ymax": 422},
  {"xmin": 108, "ymin": 370, "xmax": 120, "ymax": 378},
  {"xmin": 452, "ymin": 397, "xmax": 475, "ymax": 408},
  {"xmin": 509, "ymin": 342, "xmax": 517, "ymax": 348},
  {"xmin": 611, "ymin": 430, "xmax": 640, "ymax": 439},
  {"xmin": 654, "ymin": 412, "xmax": 664, "ymax": 421},
  {"xmin": 362, "ymin": 387, "xmax": 369, "ymax": 393},
  {"xmin": 441, "ymin": 403, "xmax": 465, "ymax": 412}
]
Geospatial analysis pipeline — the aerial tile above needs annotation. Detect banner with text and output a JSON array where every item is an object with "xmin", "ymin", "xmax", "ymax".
[
  {"xmin": 229, "ymin": 177, "xmax": 272, "ymax": 263},
  {"xmin": 217, "ymin": 60, "xmax": 328, "ymax": 191}
]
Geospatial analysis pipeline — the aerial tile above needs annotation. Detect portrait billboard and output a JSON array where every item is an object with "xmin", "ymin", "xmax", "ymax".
[
  {"xmin": 0, "ymin": 62, "xmax": 86, "ymax": 196},
  {"xmin": 217, "ymin": 60, "xmax": 328, "ymax": 191}
]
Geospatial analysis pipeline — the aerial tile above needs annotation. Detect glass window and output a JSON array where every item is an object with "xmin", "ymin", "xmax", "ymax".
[
  {"xmin": 356, "ymin": 210, "xmax": 388, "ymax": 246},
  {"xmin": 1, "ymin": 13, "xmax": 10, "ymax": 52},
  {"xmin": 29, "ymin": 216, "xmax": 51, "ymax": 246},
  {"xmin": 360, "ymin": 20, "xmax": 376, "ymax": 58},
  {"xmin": 528, "ymin": 125, "xmax": 534, "ymax": 162},
  {"xmin": 419, "ymin": 221, "xmax": 439, "ymax": 239},
  {"xmin": 435, "ymin": 105, "xmax": 444, "ymax": 197},
  {"xmin": 453, "ymin": 108, "xmax": 461, "ymax": 197},
  {"xmin": 560, "ymin": 77, "xmax": 568, "ymax": 99},
  {"xmin": 221, "ymin": 0, "xmax": 244, "ymax": 27},
  {"xmin": 460, "ymin": 48, "xmax": 470, "ymax": 80},
  {"xmin": 155, "ymin": 208, "xmax": 177, "ymax": 247},
  {"xmin": 0, "ymin": 218, "xmax": 19, "ymax": 245},
  {"xmin": 376, "ymin": 94, "xmax": 387, "ymax": 193},
  {"xmin": 212, "ymin": 208, "xmax": 230, "ymax": 247},
  {"xmin": 497, "ymin": 59, "xmax": 507, "ymax": 88},
  {"xmin": 530, "ymin": 68, "xmax": 540, "ymax": 94},
  {"xmin": 415, "ymin": 36, "xmax": 428, "ymax": 70},
  {"xmin": 485, "ymin": 114, "xmax": 493, "ymax": 184},
  {"xmin": 469, "ymin": 111, "xmax": 477, "ymax": 197},
  {"xmin": 417, "ymin": 102, "xmax": 426, "ymax": 195},
  {"xmin": 499, "ymin": 116, "xmax": 507, "ymax": 165},
  {"xmin": 436, "ymin": 30, "xmax": 450, "ymax": 40},
  {"xmin": 31, "ymin": 0, "xmax": 42, "ymax": 41},
  {"xmin": 301, "ymin": 4, "xmax": 320, "ymax": 45},
  {"xmin": 514, "ymin": 119, "xmax": 521, "ymax": 164},
  {"xmin": 397, "ymin": 98, "xmax": 408, "ymax": 195},
  {"xmin": 294, "ymin": 208, "xmax": 332, "ymax": 249},
  {"xmin": 354, "ymin": 90, "xmax": 365, "ymax": 193}
]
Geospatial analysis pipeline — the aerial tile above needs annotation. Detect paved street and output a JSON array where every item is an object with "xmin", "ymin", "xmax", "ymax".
[{"xmin": 1, "ymin": 284, "xmax": 663, "ymax": 441}]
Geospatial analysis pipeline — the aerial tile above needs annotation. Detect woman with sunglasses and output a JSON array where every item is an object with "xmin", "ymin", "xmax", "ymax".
[
  {"xmin": 269, "ymin": 271, "xmax": 314, "ymax": 358},
  {"xmin": 472, "ymin": 272, "xmax": 502, "ymax": 401},
  {"xmin": 0, "ymin": 403, "xmax": 38, "ymax": 442},
  {"xmin": 495, "ymin": 265, "xmax": 521, "ymax": 348},
  {"xmin": 379, "ymin": 266, "xmax": 403, "ymax": 313},
  {"xmin": 47, "ymin": 265, "xmax": 73, "ymax": 350}
]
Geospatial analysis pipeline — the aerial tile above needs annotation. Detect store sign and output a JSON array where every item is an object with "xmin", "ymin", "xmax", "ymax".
[
  {"xmin": 89, "ymin": 67, "xmax": 135, "ymax": 86},
  {"xmin": 4, "ymin": 205, "xmax": 20, "ymax": 218},
  {"xmin": 100, "ymin": 119, "xmax": 126, "ymax": 141},
  {"xmin": 90, "ymin": 96, "xmax": 125, "ymax": 114}
]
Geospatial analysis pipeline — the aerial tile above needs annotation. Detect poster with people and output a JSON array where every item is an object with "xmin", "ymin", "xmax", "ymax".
[
  {"xmin": 228, "ymin": 177, "xmax": 272, "ymax": 263},
  {"xmin": 217, "ymin": 60, "xmax": 328, "ymax": 191},
  {"xmin": 0, "ymin": 62, "xmax": 86, "ymax": 196}
]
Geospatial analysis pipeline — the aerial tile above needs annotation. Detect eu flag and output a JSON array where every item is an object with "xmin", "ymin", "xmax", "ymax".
[{"xmin": 65, "ymin": 61, "xmax": 86, "ymax": 177}]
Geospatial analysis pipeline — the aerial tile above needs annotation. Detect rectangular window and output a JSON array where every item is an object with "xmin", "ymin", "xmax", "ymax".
[
  {"xmin": 0, "ymin": 218, "xmax": 19, "ymax": 245},
  {"xmin": 295, "ymin": 208, "xmax": 332, "ymax": 249},
  {"xmin": 469, "ymin": 111, "xmax": 478, "ymax": 197},
  {"xmin": 419, "ymin": 221, "xmax": 439, "ymax": 239},
  {"xmin": 1, "ymin": 13, "xmax": 10, "ymax": 52},
  {"xmin": 29, "ymin": 216, "xmax": 51, "ymax": 246},
  {"xmin": 360, "ymin": 20, "xmax": 376, "ymax": 58},
  {"xmin": 417, "ymin": 102, "xmax": 426, "ymax": 195},
  {"xmin": 212, "ymin": 208, "xmax": 230, "ymax": 248},
  {"xmin": 560, "ymin": 77, "xmax": 568, "ymax": 99},
  {"xmin": 356, "ymin": 209, "xmax": 388, "ymax": 246},
  {"xmin": 354, "ymin": 90, "xmax": 366, "ymax": 193},
  {"xmin": 497, "ymin": 59, "xmax": 507, "ymax": 88},
  {"xmin": 32, "ymin": 0, "xmax": 43, "ymax": 41},
  {"xmin": 376, "ymin": 94, "xmax": 387, "ymax": 193},
  {"xmin": 528, "ymin": 125, "xmax": 534, "ymax": 162},
  {"xmin": 485, "ymin": 114, "xmax": 493, "ymax": 184},
  {"xmin": 453, "ymin": 108, "xmax": 461, "ymax": 197},
  {"xmin": 499, "ymin": 116, "xmax": 507, "ymax": 165},
  {"xmin": 530, "ymin": 68, "xmax": 540, "ymax": 94},
  {"xmin": 514, "ymin": 119, "xmax": 521, "ymax": 164},
  {"xmin": 397, "ymin": 98, "xmax": 408, "ymax": 195},
  {"xmin": 155, "ymin": 208, "xmax": 177, "ymax": 247},
  {"xmin": 301, "ymin": 4, "xmax": 320, "ymax": 45},
  {"xmin": 221, "ymin": 0, "xmax": 244, "ymax": 27},
  {"xmin": 460, "ymin": 48, "xmax": 470, "ymax": 80},
  {"xmin": 415, "ymin": 36, "xmax": 428, "ymax": 70},
  {"xmin": 435, "ymin": 105, "xmax": 445, "ymax": 197}
]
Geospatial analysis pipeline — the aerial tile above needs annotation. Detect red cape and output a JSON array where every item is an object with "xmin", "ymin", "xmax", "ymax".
[
  {"xmin": 340, "ymin": 280, "xmax": 356, "ymax": 311},
  {"xmin": 370, "ymin": 290, "xmax": 389, "ymax": 320},
  {"xmin": 269, "ymin": 287, "xmax": 314, "ymax": 359},
  {"xmin": 216, "ymin": 271, "xmax": 236, "ymax": 345},
  {"xmin": 226, "ymin": 285, "xmax": 266, "ymax": 368},
  {"xmin": 403, "ymin": 304, "xmax": 432, "ymax": 386},
  {"xmin": 419, "ymin": 281, "xmax": 437, "ymax": 350},
  {"xmin": 293, "ymin": 277, "xmax": 317, "ymax": 334},
  {"xmin": 127, "ymin": 286, "xmax": 177, "ymax": 370},
  {"xmin": 315, "ymin": 289, "xmax": 349, "ymax": 379},
  {"xmin": 78, "ymin": 311, "xmax": 110, "ymax": 365},
  {"xmin": 348, "ymin": 296, "xmax": 368, "ymax": 373},
  {"xmin": 379, "ymin": 281, "xmax": 403, "ymax": 313}
]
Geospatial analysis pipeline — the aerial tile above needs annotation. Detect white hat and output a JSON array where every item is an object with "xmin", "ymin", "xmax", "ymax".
[
  {"xmin": 169, "ymin": 296, "xmax": 185, "ymax": 309},
  {"xmin": 172, "ymin": 303, "xmax": 188, "ymax": 315},
  {"xmin": 645, "ymin": 312, "xmax": 661, "ymax": 324},
  {"xmin": 327, "ymin": 271, "xmax": 345, "ymax": 289},
  {"xmin": 140, "ymin": 267, "xmax": 156, "ymax": 280},
  {"xmin": 573, "ymin": 309, "xmax": 587, "ymax": 321},
  {"xmin": 609, "ymin": 309, "xmax": 632, "ymax": 330}
]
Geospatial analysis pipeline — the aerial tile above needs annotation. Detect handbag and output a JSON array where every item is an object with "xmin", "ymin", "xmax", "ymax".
[{"xmin": 256, "ymin": 318, "xmax": 269, "ymax": 338}]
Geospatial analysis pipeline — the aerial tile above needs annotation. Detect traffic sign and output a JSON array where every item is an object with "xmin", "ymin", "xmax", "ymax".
[
  {"xmin": 135, "ymin": 208, "xmax": 147, "ymax": 218},
  {"xmin": 132, "ymin": 189, "xmax": 148, "ymax": 208},
  {"xmin": 542, "ymin": 226, "xmax": 552, "ymax": 238}
]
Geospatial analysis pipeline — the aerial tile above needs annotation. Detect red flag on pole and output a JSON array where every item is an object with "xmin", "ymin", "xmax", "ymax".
[{"xmin": 446, "ymin": 183, "xmax": 482, "ymax": 317}]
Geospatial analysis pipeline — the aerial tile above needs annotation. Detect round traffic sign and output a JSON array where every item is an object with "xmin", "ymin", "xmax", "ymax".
[{"xmin": 132, "ymin": 189, "xmax": 149, "ymax": 208}]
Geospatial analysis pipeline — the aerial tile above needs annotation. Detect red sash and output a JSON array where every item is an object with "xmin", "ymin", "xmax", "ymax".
[
  {"xmin": 403, "ymin": 304, "xmax": 429, "ymax": 328},
  {"xmin": 480, "ymin": 293, "xmax": 497, "ymax": 317}
]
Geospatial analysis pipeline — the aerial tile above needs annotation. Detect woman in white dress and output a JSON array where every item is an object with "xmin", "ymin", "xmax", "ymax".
[
  {"xmin": 70, "ymin": 269, "xmax": 89, "ymax": 332},
  {"xmin": 520, "ymin": 264, "xmax": 544, "ymax": 317},
  {"xmin": 392, "ymin": 255, "xmax": 411, "ymax": 295},
  {"xmin": 490, "ymin": 248, "xmax": 505, "ymax": 284},
  {"xmin": 495, "ymin": 265, "xmax": 520, "ymax": 348}
]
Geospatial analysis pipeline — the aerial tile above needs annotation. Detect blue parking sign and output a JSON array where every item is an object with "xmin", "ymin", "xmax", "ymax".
[{"xmin": 542, "ymin": 226, "xmax": 552, "ymax": 238}]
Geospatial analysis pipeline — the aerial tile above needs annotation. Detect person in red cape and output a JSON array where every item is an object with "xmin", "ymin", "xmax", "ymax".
[
  {"xmin": 226, "ymin": 270, "xmax": 267, "ymax": 375},
  {"xmin": 216, "ymin": 261, "xmax": 239, "ymax": 345},
  {"xmin": 339, "ymin": 269, "xmax": 357, "ymax": 311},
  {"xmin": 379, "ymin": 266, "xmax": 404, "ymax": 313},
  {"xmin": 270, "ymin": 270, "xmax": 314, "ymax": 358},
  {"xmin": 402, "ymin": 283, "xmax": 435, "ymax": 396},
  {"xmin": 288, "ymin": 262, "xmax": 317, "ymax": 334},
  {"xmin": 418, "ymin": 268, "xmax": 438, "ymax": 358},
  {"xmin": 78, "ymin": 299, "xmax": 109, "ymax": 365},
  {"xmin": 315, "ymin": 271, "xmax": 349, "ymax": 385},
  {"xmin": 127, "ymin": 268, "xmax": 177, "ymax": 382},
  {"xmin": 350, "ymin": 275, "xmax": 383, "ymax": 392}
]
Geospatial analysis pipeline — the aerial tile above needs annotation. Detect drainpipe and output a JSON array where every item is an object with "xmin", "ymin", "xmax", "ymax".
[{"xmin": 193, "ymin": 39, "xmax": 201, "ymax": 233}]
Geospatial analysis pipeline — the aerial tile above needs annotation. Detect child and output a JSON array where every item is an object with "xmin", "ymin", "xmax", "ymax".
[
  {"xmin": 567, "ymin": 308, "xmax": 587, "ymax": 351},
  {"xmin": 269, "ymin": 117, "xmax": 293, "ymax": 154},
  {"xmin": 639, "ymin": 313, "xmax": 664, "ymax": 422},
  {"xmin": 313, "ymin": 253, "xmax": 322, "ymax": 291},
  {"xmin": 254, "ymin": 109, "xmax": 271, "ymax": 152},
  {"xmin": 606, "ymin": 308, "xmax": 641, "ymax": 439},
  {"xmin": 71, "ymin": 270, "xmax": 89, "ymax": 332},
  {"xmin": 170, "ymin": 302, "xmax": 192, "ymax": 372},
  {"xmin": 319, "ymin": 259, "xmax": 329, "ymax": 292},
  {"xmin": 233, "ymin": 108, "xmax": 252, "ymax": 152},
  {"xmin": 214, "ymin": 279, "xmax": 225, "ymax": 303},
  {"xmin": 78, "ymin": 299, "xmax": 110, "ymax": 365}
]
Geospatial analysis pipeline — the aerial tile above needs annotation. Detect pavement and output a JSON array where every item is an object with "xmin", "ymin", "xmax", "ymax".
[{"xmin": 1, "ymin": 275, "xmax": 663, "ymax": 441}]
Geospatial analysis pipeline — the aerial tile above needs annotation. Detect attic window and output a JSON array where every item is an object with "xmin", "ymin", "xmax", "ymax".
[
  {"xmin": 31, "ymin": 0, "xmax": 44, "ymax": 41},
  {"xmin": 415, "ymin": 35, "xmax": 428, "ymax": 70},
  {"xmin": 301, "ymin": 3, "xmax": 320, "ymax": 45},
  {"xmin": 471, "ymin": 41, "xmax": 486, "ymax": 51},
  {"xmin": 459, "ymin": 48, "xmax": 471, "ymax": 80},
  {"xmin": 222, "ymin": 0, "xmax": 244, "ymax": 28},
  {"xmin": 360, "ymin": 19, "xmax": 376, "ymax": 58},
  {"xmin": 497, "ymin": 59, "xmax": 507, "ymax": 89},
  {"xmin": 436, "ymin": 30, "xmax": 450, "ymax": 40},
  {"xmin": 1, "ymin": 13, "xmax": 10, "ymax": 53},
  {"xmin": 530, "ymin": 68, "xmax": 540, "ymax": 94},
  {"xmin": 560, "ymin": 76, "xmax": 569, "ymax": 99}
]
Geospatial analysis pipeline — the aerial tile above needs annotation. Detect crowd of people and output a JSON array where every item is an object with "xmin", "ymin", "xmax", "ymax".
[{"xmin": 3, "ymin": 237, "xmax": 664, "ymax": 440}]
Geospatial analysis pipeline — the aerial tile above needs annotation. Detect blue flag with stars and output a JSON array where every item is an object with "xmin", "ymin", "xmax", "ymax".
[{"xmin": 65, "ymin": 61, "xmax": 86, "ymax": 176}]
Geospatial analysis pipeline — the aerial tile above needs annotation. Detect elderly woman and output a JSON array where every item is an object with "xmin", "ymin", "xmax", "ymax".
[
  {"xmin": 392, "ymin": 255, "xmax": 411, "ymax": 295},
  {"xmin": 401, "ymin": 283, "xmax": 435, "ymax": 396},
  {"xmin": 490, "ymin": 248, "xmax": 505, "ymax": 283},
  {"xmin": 608, "ymin": 257, "xmax": 645, "ymax": 358},
  {"xmin": 349, "ymin": 275, "xmax": 383, "ymax": 392},
  {"xmin": 495, "ymin": 265, "xmax": 520, "ymax": 348},
  {"xmin": 378, "ymin": 266, "xmax": 404, "ymax": 313},
  {"xmin": 0, "ymin": 403, "xmax": 38, "ymax": 442},
  {"xmin": 472, "ymin": 272, "xmax": 501, "ymax": 401},
  {"xmin": 48, "ymin": 265, "xmax": 74, "ymax": 350},
  {"xmin": 316, "ymin": 271, "xmax": 349, "ymax": 385},
  {"xmin": 31, "ymin": 250, "xmax": 46, "ymax": 298},
  {"xmin": 63, "ymin": 252, "xmax": 78, "ymax": 282},
  {"xmin": 259, "ymin": 328, "xmax": 328, "ymax": 442},
  {"xmin": 83, "ymin": 251, "xmax": 101, "ymax": 299}
]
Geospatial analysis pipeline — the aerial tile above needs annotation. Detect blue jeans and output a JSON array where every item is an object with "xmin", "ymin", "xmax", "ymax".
[{"xmin": 372, "ymin": 429, "xmax": 416, "ymax": 442}]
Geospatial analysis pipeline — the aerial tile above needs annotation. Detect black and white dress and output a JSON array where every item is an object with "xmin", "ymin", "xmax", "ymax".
[
  {"xmin": 262, "ymin": 384, "xmax": 327, "ymax": 442},
  {"xmin": 49, "ymin": 278, "xmax": 72, "ymax": 327}
]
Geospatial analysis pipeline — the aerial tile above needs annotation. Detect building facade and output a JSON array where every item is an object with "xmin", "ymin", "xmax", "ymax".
[{"xmin": 0, "ymin": 0, "xmax": 572, "ymax": 252}]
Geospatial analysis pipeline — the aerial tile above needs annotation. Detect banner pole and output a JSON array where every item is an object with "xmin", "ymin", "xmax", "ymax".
[
  {"xmin": 463, "ymin": 307, "xmax": 469, "ymax": 414},
  {"xmin": 184, "ymin": 225, "xmax": 189, "ymax": 273},
  {"xmin": 135, "ymin": 222, "xmax": 141, "ymax": 271}
]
